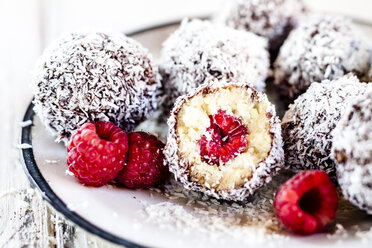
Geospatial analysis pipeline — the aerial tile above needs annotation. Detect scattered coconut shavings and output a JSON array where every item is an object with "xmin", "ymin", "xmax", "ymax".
[
  {"xmin": 67, "ymin": 201, "xmax": 89, "ymax": 211},
  {"xmin": 355, "ymin": 227, "xmax": 372, "ymax": 242},
  {"xmin": 138, "ymin": 175, "xmax": 289, "ymax": 244},
  {"xmin": 32, "ymin": 31, "xmax": 162, "ymax": 145},
  {"xmin": 45, "ymin": 159, "xmax": 58, "ymax": 164},
  {"xmin": 274, "ymin": 14, "xmax": 370, "ymax": 100},
  {"xmin": 137, "ymin": 108, "xmax": 372, "ymax": 242},
  {"xmin": 17, "ymin": 143, "xmax": 33, "ymax": 149},
  {"xmin": 282, "ymin": 74, "xmax": 372, "ymax": 180},
  {"xmin": 65, "ymin": 170, "xmax": 74, "ymax": 176},
  {"xmin": 137, "ymin": 174, "xmax": 372, "ymax": 244},
  {"xmin": 327, "ymin": 224, "xmax": 348, "ymax": 240},
  {"xmin": 332, "ymin": 89, "xmax": 372, "ymax": 214},
  {"xmin": 160, "ymin": 19, "xmax": 269, "ymax": 115},
  {"xmin": 19, "ymin": 120, "xmax": 33, "ymax": 127}
]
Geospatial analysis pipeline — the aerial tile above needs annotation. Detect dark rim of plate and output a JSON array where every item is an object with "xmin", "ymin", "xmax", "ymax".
[{"xmin": 19, "ymin": 17, "xmax": 372, "ymax": 248}]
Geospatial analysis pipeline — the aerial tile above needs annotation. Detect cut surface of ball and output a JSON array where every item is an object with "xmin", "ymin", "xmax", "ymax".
[
  {"xmin": 165, "ymin": 82, "xmax": 283, "ymax": 201},
  {"xmin": 332, "ymin": 90, "xmax": 372, "ymax": 214},
  {"xmin": 33, "ymin": 32, "xmax": 162, "ymax": 145}
]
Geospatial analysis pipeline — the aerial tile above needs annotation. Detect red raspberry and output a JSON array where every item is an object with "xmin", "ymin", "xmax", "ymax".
[
  {"xmin": 67, "ymin": 121, "xmax": 129, "ymax": 187},
  {"xmin": 274, "ymin": 170, "xmax": 338, "ymax": 235},
  {"xmin": 198, "ymin": 110, "xmax": 248, "ymax": 165},
  {"xmin": 116, "ymin": 132, "xmax": 168, "ymax": 189}
]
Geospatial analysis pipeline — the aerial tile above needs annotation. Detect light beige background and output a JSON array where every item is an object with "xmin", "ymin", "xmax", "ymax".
[{"xmin": 0, "ymin": 0, "xmax": 371, "ymax": 246}]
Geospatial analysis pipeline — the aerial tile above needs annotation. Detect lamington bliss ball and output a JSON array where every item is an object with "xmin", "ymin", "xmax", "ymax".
[
  {"xmin": 332, "ymin": 90, "xmax": 372, "ymax": 214},
  {"xmin": 160, "ymin": 19, "xmax": 269, "ymax": 114},
  {"xmin": 282, "ymin": 74, "xmax": 371, "ymax": 179},
  {"xmin": 164, "ymin": 82, "xmax": 283, "ymax": 201},
  {"xmin": 214, "ymin": 0, "xmax": 307, "ymax": 60},
  {"xmin": 32, "ymin": 32, "xmax": 162, "ymax": 145},
  {"xmin": 274, "ymin": 14, "xmax": 370, "ymax": 101}
]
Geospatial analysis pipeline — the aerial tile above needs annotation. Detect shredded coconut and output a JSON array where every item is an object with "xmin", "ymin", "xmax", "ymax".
[
  {"xmin": 282, "ymin": 74, "xmax": 372, "ymax": 179},
  {"xmin": 19, "ymin": 120, "xmax": 33, "ymax": 127},
  {"xmin": 332, "ymin": 89, "xmax": 372, "ymax": 214},
  {"xmin": 32, "ymin": 32, "xmax": 162, "ymax": 145},
  {"xmin": 214, "ymin": 0, "xmax": 307, "ymax": 54},
  {"xmin": 17, "ymin": 143, "xmax": 33, "ymax": 149},
  {"xmin": 160, "ymin": 19, "xmax": 269, "ymax": 116},
  {"xmin": 137, "ymin": 174, "xmax": 372, "ymax": 244},
  {"xmin": 274, "ymin": 14, "xmax": 370, "ymax": 100},
  {"xmin": 139, "ymin": 175, "xmax": 288, "ymax": 244}
]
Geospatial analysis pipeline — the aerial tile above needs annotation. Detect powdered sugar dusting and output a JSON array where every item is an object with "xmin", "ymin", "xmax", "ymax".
[{"xmin": 32, "ymin": 32, "xmax": 162, "ymax": 145}]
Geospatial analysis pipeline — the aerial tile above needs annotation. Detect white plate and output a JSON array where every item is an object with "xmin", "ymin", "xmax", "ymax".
[{"xmin": 20, "ymin": 20, "xmax": 372, "ymax": 248}]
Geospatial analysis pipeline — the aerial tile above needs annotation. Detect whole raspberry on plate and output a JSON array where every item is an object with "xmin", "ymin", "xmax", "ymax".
[
  {"xmin": 67, "ymin": 121, "xmax": 129, "ymax": 187},
  {"xmin": 116, "ymin": 132, "xmax": 167, "ymax": 189},
  {"xmin": 274, "ymin": 170, "xmax": 338, "ymax": 235}
]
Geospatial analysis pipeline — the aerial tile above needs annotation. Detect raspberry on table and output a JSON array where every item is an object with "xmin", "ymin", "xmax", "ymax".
[
  {"xmin": 274, "ymin": 170, "xmax": 338, "ymax": 235},
  {"xmin": 67, "ymin": 121, "xmax": 129, "ymax": 187},
  {"xmin": 116, "ymin": 132, "xmax": 168, "ymax": 189},
  {"xmin": 198, "ymin": 110, "xmax": 248, "ymax": 165}
]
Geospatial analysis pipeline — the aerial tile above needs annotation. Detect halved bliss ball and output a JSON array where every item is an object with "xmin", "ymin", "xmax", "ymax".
[{"xmin": 164, "ymin": 82, "xmax": 284, "ymax": 201}]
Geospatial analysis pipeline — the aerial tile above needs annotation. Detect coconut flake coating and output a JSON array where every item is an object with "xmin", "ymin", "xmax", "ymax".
[
  {"xmin": 32, "ymin": 32, "xmax": 162, "ymax": 145},
  {"xmin": 274, "ymin": 14, "xmax": 370, "ymax": 101},
  {"xmin": 164, "ymin": 82, "xmax": 283, "ymax": 201},
  {"xmin": 160, "ymin": 19, "xmax": 269, "ymax": 115},
  {"xmin": 214, "ymin": 0, "xmax": 307, "ymax": 59},
  {"xmin": 282, "ymin": 75, "xmax": 371, "ymax": 179},
  {"xmin": 332, "ymin": 90, "xmax": 372, "ymax": 214}
]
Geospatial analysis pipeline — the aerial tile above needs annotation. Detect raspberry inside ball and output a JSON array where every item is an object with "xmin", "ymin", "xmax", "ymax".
[
  {"xmin": 198, "ymin": 110, "xmax": 248, "ymax": 165},
  {"xmin": 274, "ymin": 170, "xmax": 338, "ymax": 235}
]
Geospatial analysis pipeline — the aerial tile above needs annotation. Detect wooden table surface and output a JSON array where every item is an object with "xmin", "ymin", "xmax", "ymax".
[{"xmin": 1, "ymin": 0, "xmax": 371, "ymax": 247}]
